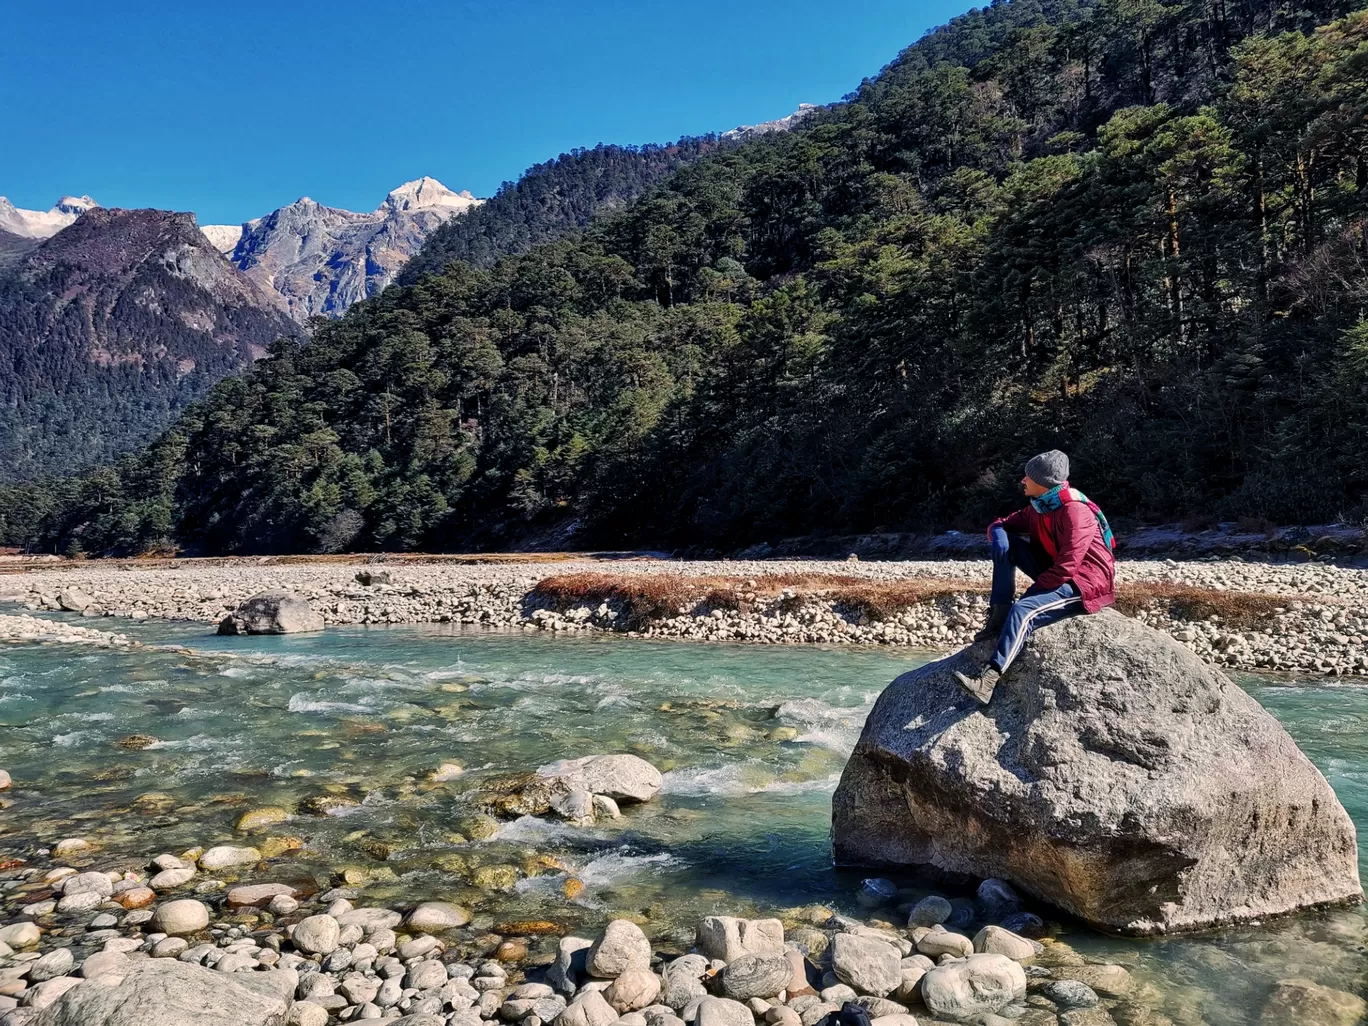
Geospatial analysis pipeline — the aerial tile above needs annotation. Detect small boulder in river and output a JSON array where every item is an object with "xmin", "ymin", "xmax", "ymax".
[
  {"xmin": 405, "ymin": 901, "xmax": 471, "ymax": 931},
  {"xmin": 537, "ymin": 753, "xmax": 663, "ymax": 803},
  {"xmin": 832, "ymin": 610, "xmax": 1363, "ymax": 934},
  {"xmin": 58, "ymin": 587, "xmax": 95, "ymax": 612},
  {"xmin": 217, "ymin": 591, "xmax": 324, "ymax": 635},
  {"xmin": 198, "ymin": 845, "xmax": 260, "ymax": 871},
  {"xmin": 920, "ymin": 953, "xmax": 1026, "ymax": 1020}
]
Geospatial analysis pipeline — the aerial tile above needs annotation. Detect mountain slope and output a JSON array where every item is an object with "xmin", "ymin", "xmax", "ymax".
[
  {"xmin": 219, "ymin": 178, "xmax": 482, "ymax": 321},
  {"xmin": 396, "ymin": 139, "xmax": 720, "ymax": 284},
  {"xmin": 0, "ymin": 207, "xmax": 298, "ymax": 481}
]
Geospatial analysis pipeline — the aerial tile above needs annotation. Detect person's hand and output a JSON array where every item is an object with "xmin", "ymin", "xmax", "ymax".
[{"xmin": 990, "ymin": 525, "xmax": 1010, "ymax": 558}]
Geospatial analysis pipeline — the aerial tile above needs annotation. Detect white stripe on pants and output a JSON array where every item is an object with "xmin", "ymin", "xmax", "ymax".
[{"xmin": 995, "ymin": 591, "xmax": 1086, "ymax": 672}]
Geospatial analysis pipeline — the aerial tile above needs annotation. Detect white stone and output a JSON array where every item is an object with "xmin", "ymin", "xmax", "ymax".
[
  {"xmin": 405, "ymin": 902, "xmax": 471, "ymax": 932},
  {"xmin": 150, "ymin": 899, "xmax": 210, "ymax": 937},
  {"xmin": 606, "ymin": 968, "xmax": 661, "ymax": 1012},
  {"xmin": 695, "ymin": 917, "xmax": 785, "ymax": 963},
  {"xmin": 588, "ymin": 919, "xmax": 652, "ymax": 978},
  {"xmin": 830, "ymin": 934, "xmax": 902, "ymax": 997},
  {"xmin": 291, "ymin": 915, "xmax": 341, "ymax": 955},
  {"xmin": 0, "ymin": 922, "xmax": 42, "ymax": 949},
  {"xmin": 920, "ymin": 954, "xmax": 1026, "ymax": 1020},
  {"xmin": 556, "ymin": 990, "xmax": 618, "ymax": 1026},
  {"xmin": 198, "ymin": 846, "xmax": 261, "ymax": 871}
]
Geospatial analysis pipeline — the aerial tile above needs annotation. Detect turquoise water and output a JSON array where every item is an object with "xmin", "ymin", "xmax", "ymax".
[{"xmin": 1, "ymin": 617, "xmax": 1366, "ymax": 1024}]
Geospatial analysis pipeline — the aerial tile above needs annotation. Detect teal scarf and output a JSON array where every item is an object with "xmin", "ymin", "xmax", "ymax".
[{"xmin": 1031, "ymin": 483, "xmax": 1116, "ymax": 551}]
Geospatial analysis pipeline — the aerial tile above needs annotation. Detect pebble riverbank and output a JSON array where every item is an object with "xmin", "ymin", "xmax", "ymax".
[
  {"xmin": 7, "ymin": 837, "xmax": 1346, "ymax": 1026},
  {"xmin": 2, "ymin": 557, "xmax": 1368, "ymax": 676}
]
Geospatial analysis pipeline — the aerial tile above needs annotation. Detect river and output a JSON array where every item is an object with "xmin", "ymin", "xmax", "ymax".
[{"xmin": 1, "ymin": 618, "xmax": 1365, "ymax": 1024}]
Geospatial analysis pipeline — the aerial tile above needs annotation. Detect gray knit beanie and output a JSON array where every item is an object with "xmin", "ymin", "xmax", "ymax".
[{"xmin": 1024, "ymin": 450, "xmax": 1070, "ymax": 488}]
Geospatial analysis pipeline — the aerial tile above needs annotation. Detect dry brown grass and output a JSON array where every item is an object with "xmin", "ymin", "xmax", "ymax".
[
  {"xmin": 530, "ymin": 572, "xmax": 987, "ymax": 625},
  {"xmin": 1115, "ymin": 582, "xmax": 1292, "ymax": 627},
  {"xmin": 533, "ymin": 572, "xmax": 1313, "ymax": 630}
]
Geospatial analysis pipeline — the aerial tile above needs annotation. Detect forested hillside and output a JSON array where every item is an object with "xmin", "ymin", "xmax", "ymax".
[
  {"xmin": 4, "ymin": 0, "xmax": 1366, "ymax": 555},
  {"xmin": 396, "ymin": 139, "xmax": 722, "ymax": 283},
  {"xmin": 0, "ymin": 209, "xmax": 299, "ymax": 485}
]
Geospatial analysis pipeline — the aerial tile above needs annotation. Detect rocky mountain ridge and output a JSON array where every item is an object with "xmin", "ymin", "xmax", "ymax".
[
  {"xmin": 721, "ymin": 103, "xmax": 818, "ymax": 140},
  {"xmin": 3, "ymin": 179, "xmax": 482, "ymax": 323},
  {"xmin": 206, "ymin": 177, "xmax": 483, "ymax": 321}
]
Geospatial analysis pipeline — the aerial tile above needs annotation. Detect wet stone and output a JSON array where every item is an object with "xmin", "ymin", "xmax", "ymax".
[
  {"xmin": 908, "ymin": 896, "xmax": 952, "ymax": 927},
  {"xmin": 1043, "ymin": 981, "xmax": 1100, "ymax": 1009}
]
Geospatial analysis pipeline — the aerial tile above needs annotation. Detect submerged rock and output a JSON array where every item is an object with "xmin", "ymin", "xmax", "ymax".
[
  {"xmin": 198, "ymin": 845, "xmax": 260, "ymax": 871},
  {"xmin": 1258, "ymin": 978, "xmax": 1367, "ymax": 1026},
  {"xmin": 832, "ymin": 611, "xmax": 1362, "ymax": 934},
  {"xmin": 225, "ymin": 883, "xmax": 298, "ymax": 909},
  {"xmin": 217, "ymin": 592, "xmax": 324, "ymax": 635},
  {"xmin": 405, "ymin": 901, "xmax": 471, "ymax": 931}
]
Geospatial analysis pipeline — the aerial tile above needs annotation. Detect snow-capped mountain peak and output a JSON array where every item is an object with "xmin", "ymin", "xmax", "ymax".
[
  {"xmin": 0, "ymin": 195, "xmax": 101, "ymax": 239},
  {"xmin": 381, "ymin": 177, "xmax": 480, "ymax": 215}
]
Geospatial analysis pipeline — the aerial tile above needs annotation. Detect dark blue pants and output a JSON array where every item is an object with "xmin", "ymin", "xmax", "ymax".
[{"xmin": 988, "ymin": 527, "xmax": 1085, "ymax": 672}]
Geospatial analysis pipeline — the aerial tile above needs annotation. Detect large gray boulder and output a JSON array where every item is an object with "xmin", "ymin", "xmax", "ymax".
[
  {"xmin": 27, "ymin": 958, "xmax": 293, "ymax": 1025},
  {"xmin": 832, "ymin": 610, "xmax": 1362, "ymax": 935},
  {"xmin": 217, "ymin": 592, "xmax": 324, "ymax": 635},
  {"xmin": 58, "ymin": 587, "xmax": 95, "ymax": 612}
]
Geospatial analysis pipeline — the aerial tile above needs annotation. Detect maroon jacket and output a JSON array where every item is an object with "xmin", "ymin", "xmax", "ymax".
[{"xmin": 990, "ymin": 501, "xmax": 1116, "ymax": 612}]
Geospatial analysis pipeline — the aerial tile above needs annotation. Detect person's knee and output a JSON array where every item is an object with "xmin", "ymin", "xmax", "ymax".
[{"xmin": 1003, "ymin": 601, "xmax": 1031, "ymax": 629}]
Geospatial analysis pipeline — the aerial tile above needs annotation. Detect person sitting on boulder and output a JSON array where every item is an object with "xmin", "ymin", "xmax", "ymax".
[{"xmin": 954, "ymin": 449, "xmax": 1116, "ymax": 704}]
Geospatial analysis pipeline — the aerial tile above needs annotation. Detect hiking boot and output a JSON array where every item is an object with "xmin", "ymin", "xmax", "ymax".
[
  {"xmin": 973, "ymin": 604, "xmax": 1010, "ymax": 641},
  {"xmin": 954, "ymin": 665, "xmax": 1001, "ymax": 705}
]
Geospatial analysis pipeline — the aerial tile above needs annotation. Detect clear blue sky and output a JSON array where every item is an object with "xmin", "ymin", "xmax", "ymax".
[{"xmin": 2, "ymin": 0, "xmax": 971, "ymax": 226}]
